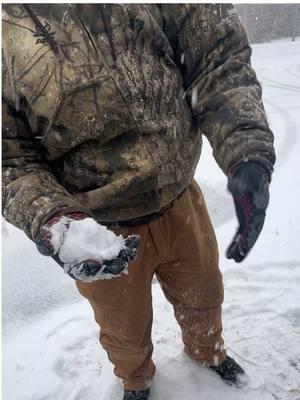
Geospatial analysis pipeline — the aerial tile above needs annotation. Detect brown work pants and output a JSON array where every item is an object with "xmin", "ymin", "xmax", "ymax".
[{"xmin": 76, "ymin": 180, "xmax": 226, "ymax": 390}]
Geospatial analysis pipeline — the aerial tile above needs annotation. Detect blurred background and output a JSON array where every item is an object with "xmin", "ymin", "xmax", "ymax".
[{"xmin": 236, "ymin": 3, "xmax": 300, "ymax": 43}]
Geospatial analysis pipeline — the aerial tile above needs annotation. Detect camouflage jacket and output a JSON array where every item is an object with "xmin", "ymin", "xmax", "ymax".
[{"xmin": 2, "ymin": 4, "xmax": 275, "ymax": 240}]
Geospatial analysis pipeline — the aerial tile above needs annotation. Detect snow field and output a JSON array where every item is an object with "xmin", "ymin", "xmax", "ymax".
[{"xmin": 2, "ymin": 38, "xmax": 300, "ymax": 399}]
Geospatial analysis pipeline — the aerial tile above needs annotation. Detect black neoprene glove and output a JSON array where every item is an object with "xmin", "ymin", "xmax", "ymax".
[
  {"xmin": 52, "ymin": 235, "xmax": 140, "ymax": 280},
  {"xmin": 227, "ymin": 161, "xmax": 271, "ymax": 262},
  {"xmin": 36, "ymin": 212, "xmax": 140, "ymax": 281}
]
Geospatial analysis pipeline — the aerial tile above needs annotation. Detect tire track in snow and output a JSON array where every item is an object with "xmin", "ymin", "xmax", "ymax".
[{"xmin": 262, "ymin": 78, "xmax": 300, "ymax": 93}]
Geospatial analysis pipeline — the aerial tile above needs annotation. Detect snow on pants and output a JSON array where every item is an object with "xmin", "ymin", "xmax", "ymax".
[{"xmin": 76, "ymin": 179, "xmax": 226, "ymax": 390}]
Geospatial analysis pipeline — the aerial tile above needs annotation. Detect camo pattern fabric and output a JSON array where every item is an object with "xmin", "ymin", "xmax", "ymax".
[{"xmin": 2, "ymin": 4, "xmax": 275, "ymax": 240}]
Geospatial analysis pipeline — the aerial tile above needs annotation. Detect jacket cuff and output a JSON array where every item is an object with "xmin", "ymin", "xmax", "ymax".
[
  {"xmin": 228, "ymin": 153, "xmax": 274, "ymax": 182},
  {"xmin": 37, "ymin": 206, "xmax": 94, "ymax": 238}
]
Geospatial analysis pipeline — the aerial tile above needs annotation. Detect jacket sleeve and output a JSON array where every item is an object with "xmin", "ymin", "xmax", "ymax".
[
  {"xmin": 160, "ymin": 4, "xmax": 275, "ymax": 176},
  {"xmin": 2, "ymin": 58, "xmax": 89, "ymax": 241}
]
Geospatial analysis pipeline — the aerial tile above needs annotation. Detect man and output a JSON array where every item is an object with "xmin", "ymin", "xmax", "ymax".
[{"xmin": 2, "ymin": 4, "xmax": 275, "ymax": 400}]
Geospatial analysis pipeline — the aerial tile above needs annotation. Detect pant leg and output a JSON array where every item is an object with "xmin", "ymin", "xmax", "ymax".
[
  {"xmin": 155, "ymin": 180, "xmax": 227, "ymax": 366},
  {"xmin": 76, "ymin": 223, "xmax": 159, "ymax": 390}
]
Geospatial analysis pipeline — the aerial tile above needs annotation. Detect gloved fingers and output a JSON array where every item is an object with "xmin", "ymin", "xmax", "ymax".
[
  {"xmin": 125, "ymin": 235, "xmax": 141, "ymax": 251},
  {"xmin": 53, "ymin": 254, "xmax": 128, "ymax": 280},
  {"xmin": 101, "ymin": 235, "xmax": 141, "ymax": 275},
  {"xmin": 243, "ymin": 210, "xmax": 266, "ymax": 254},
  {"xmin": 120, "ymin": 234, "xmax": 141, "ymax": 261},
  {"xmin": 118, "ymin": 247, "xmax": 137, "ymax": 263},
  {"xmin": 226, "ymin": 195, "xmax": 250, "ymax": 262},
  {"xmin": 52, "ymin": 258, "xmax": 104, "ymax": 281},
  {"xmin": 118, "ymin": 248, "xmax": 131, "ymax": 263},
  {"xmin": 79, "ymin": 260, "xmax": 103, "ymax": 276},
  {"xmin": 226, "ymin": 233, "xmax": 245, "ymax": 262},
  {"xmin": 102, "ymin": 258, "xmax": 127, "ymax": 275},
  {"xmin": 66, "ymin": 259, "xmax": 103, "ymax": 280},
  {"xmin": 73, "ymin": 258, "xmax": 127, "ymax": 278},
  {"xmin": 253, "ymin": 180, "xmax": 270, "ymax": 210},
  {"xmin": 227, "ymin": 209, "xmax": 266, "ymax": 262}
]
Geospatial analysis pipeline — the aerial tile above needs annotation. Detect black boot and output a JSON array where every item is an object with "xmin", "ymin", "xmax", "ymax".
[
  {"xmin": 123, "ymin": 388, "xmax": 150, "ymax": 400},
  {"xmin": 210, "ymin": 356, "xmax": 245, "ymax": 386}
]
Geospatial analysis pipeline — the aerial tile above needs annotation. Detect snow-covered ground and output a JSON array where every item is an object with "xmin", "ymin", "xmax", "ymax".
[{"xmin": 2, "ymin": 38, "xmax": 300, "ymax": 400}]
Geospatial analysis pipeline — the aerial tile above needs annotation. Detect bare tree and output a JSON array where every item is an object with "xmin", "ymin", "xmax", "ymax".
[{"xmin": 292, "ymin": 4, "xmax": 299, "ymax": 41}]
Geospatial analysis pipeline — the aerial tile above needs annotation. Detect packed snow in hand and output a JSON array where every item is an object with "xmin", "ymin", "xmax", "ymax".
[{"xmin": 49, "ymin": 217, "xmax": 126, "ymax": 265}]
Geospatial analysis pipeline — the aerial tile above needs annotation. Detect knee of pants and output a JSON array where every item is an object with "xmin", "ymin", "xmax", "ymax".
[
  {"xmin": 160, "ymin": 268, "xmax": 224, "ymax": 312},
  {"xmin": 100, "ymin": 331, "xmax": 154, "ymax": 372}
]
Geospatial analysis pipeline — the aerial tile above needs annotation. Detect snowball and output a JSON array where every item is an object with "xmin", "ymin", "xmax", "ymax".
[{"xmin": 49, "ymin": 218, "xmax": 126, "ymax": 265}]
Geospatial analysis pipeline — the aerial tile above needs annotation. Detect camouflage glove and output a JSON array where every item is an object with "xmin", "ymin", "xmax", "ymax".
[
  {"xmin": 35, "ymin": 212, "xmax": 140, "ymax": 281},
  {"xmin": 227, "ymin": 161, "xmax": 270, "ymax": 262}
]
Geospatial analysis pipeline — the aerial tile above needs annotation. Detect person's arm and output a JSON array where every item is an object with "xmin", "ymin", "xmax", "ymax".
[
  {"xmin": 2, "ymin": 57, "xmax": 139, "ymax": 280},
  {"xmin": 160, "ymin": 4, "xmax": 276, "ymax": 262},
  {"xmin": 160, "ymin": 4, "xmax": 275, "ymax": 175}
]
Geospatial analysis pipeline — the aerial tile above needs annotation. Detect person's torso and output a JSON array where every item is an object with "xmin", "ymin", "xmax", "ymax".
[{"xmin": 2, "ymin": 4, "xmax": 202, "ymax": 222}]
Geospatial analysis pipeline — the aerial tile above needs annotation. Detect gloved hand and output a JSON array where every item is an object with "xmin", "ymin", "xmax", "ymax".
[
  {"xmin": 35, "ymin": 212, "xmax": 140, "ymax": 282},
  {"xmin": 227, "ymin": 161, "xmax": 271, "ymax": 262}
]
